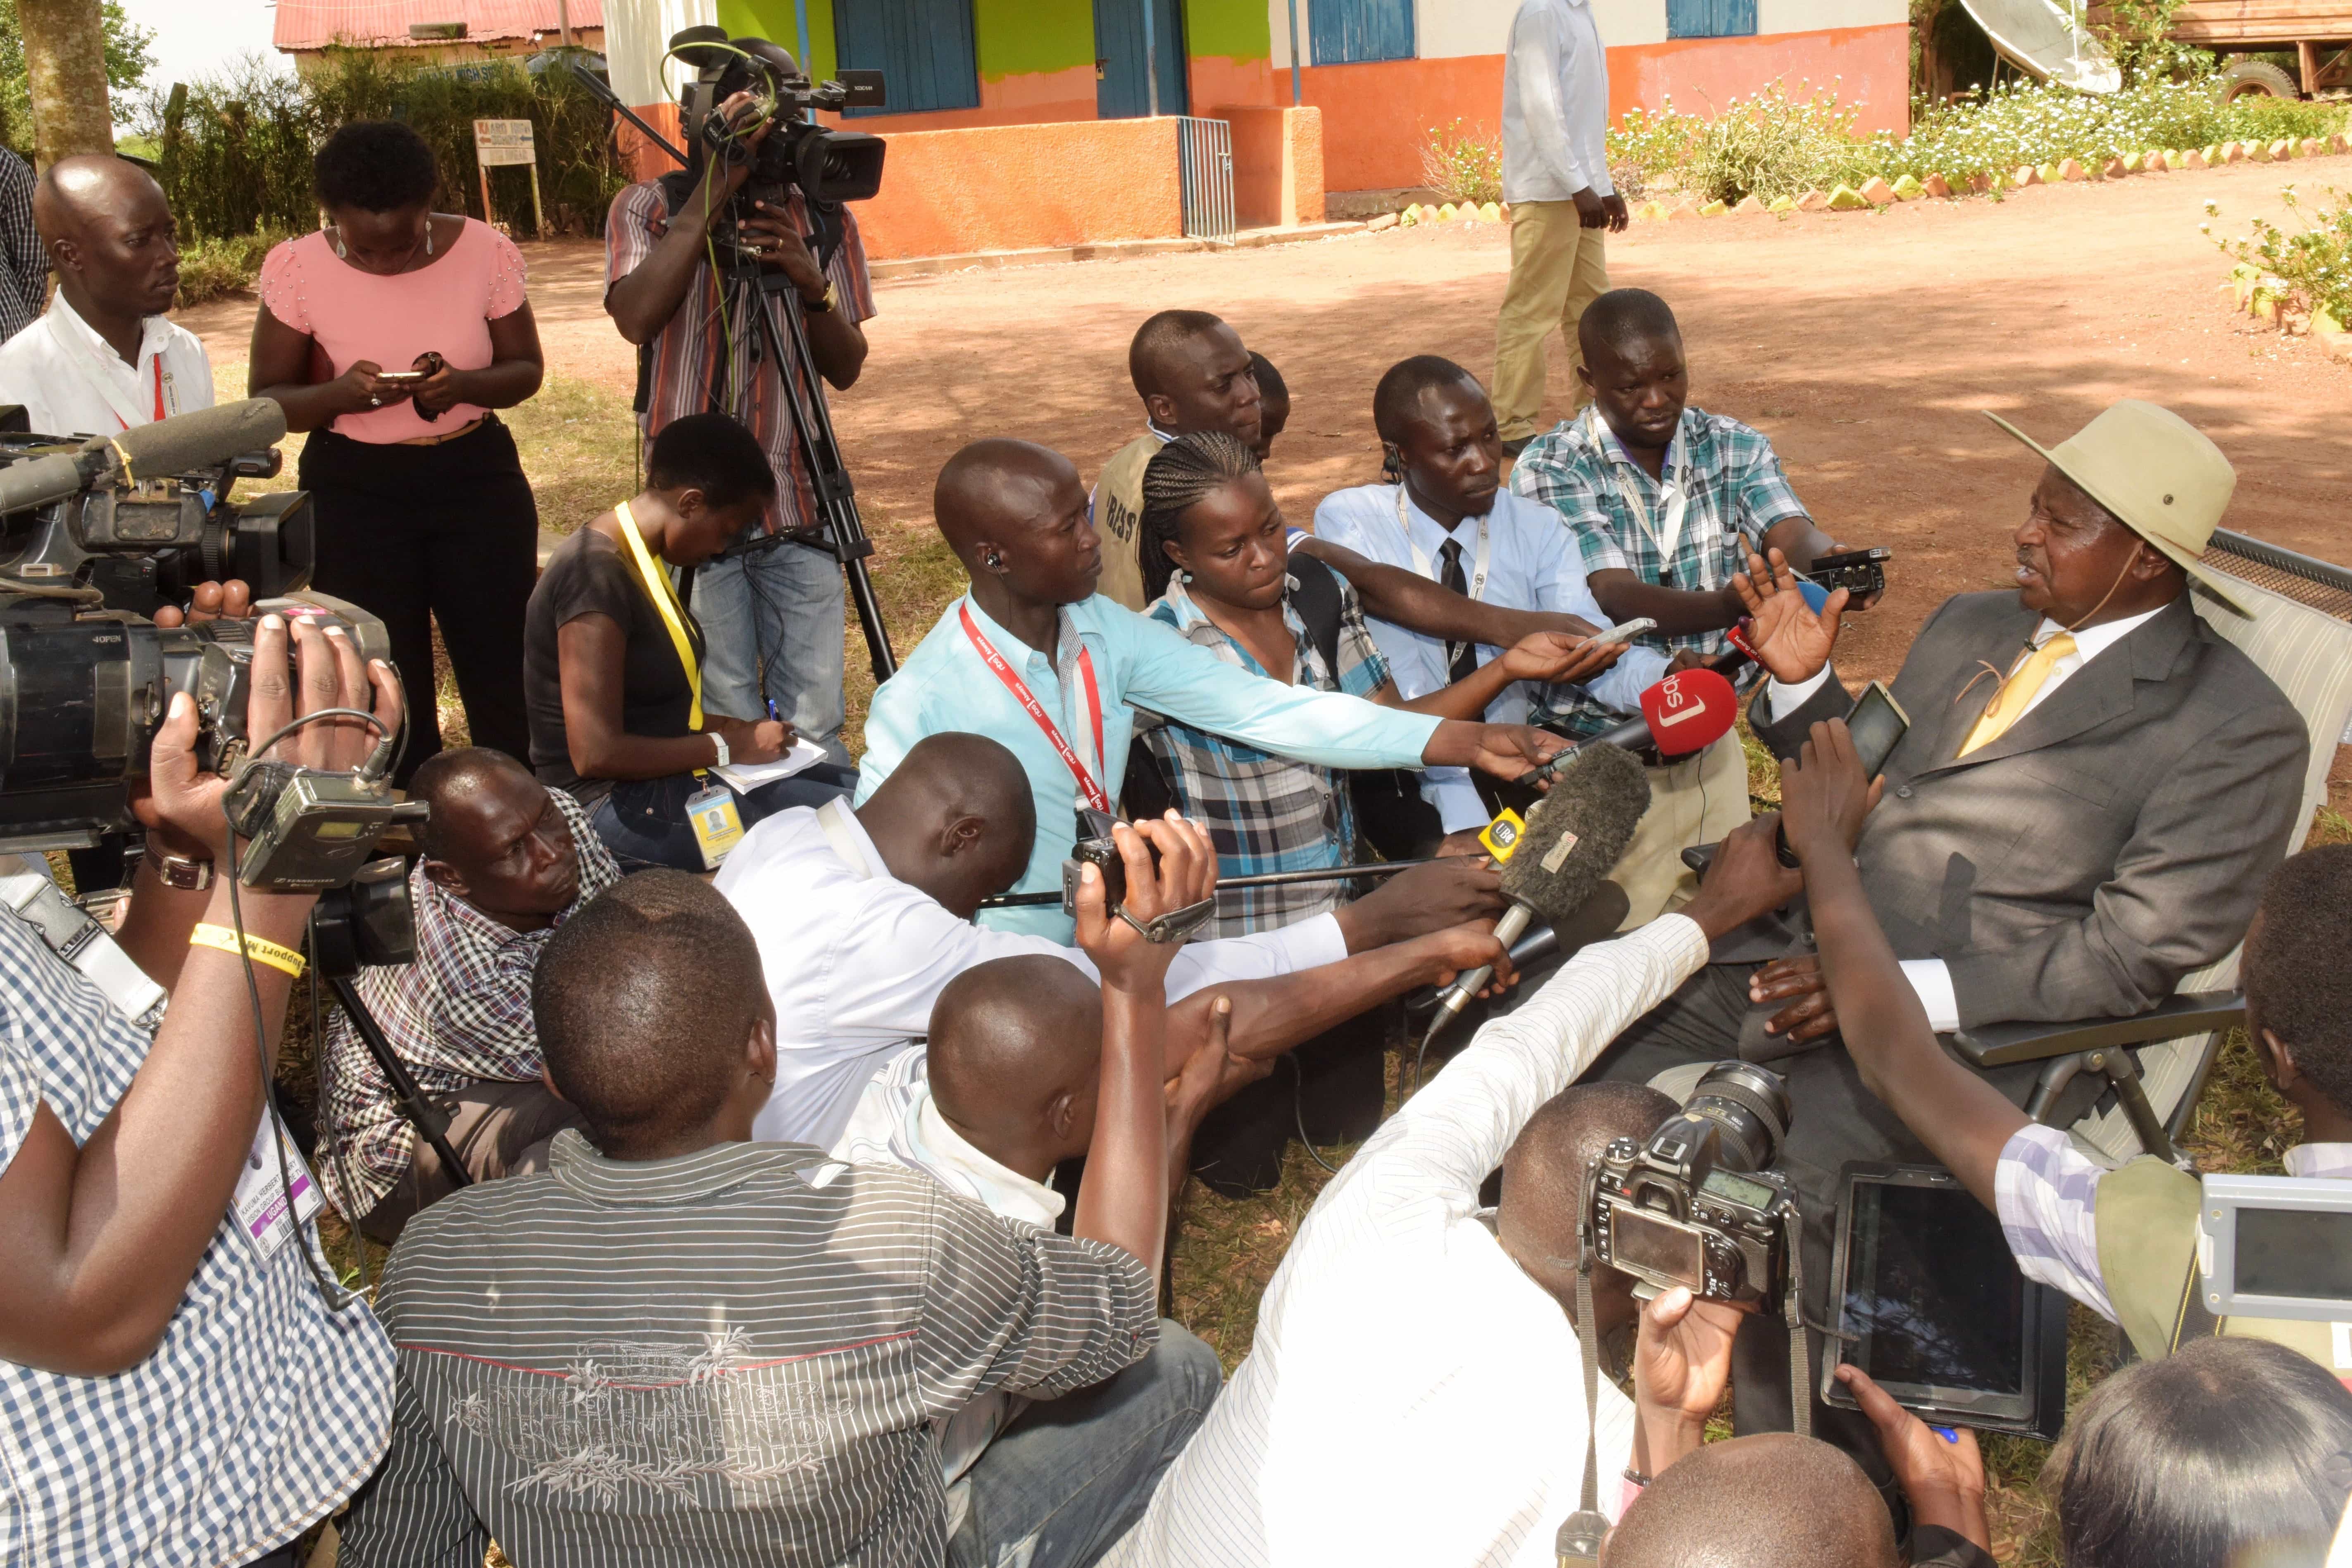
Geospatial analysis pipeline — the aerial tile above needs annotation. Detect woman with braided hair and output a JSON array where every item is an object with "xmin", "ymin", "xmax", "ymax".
[{"xmin": 1132, "ymin": 431, "xmax": 1626, "ymax": 1193}]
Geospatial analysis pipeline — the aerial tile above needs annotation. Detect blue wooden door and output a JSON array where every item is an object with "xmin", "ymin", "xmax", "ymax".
[
  {"xmin": 1094, "ymin": 0, "xmax": 1188, "ymax": 118},
  {"xmin": 832, "ymin": 0, "xmax": 981, "ymax": 114},
  {"xmin": 1666, "ymin": 0, "xmax": 1757, "ymax": 37},
  {"xmin": 1309, "ymin": 0, "xmax": 1414, "ymax": 64}
]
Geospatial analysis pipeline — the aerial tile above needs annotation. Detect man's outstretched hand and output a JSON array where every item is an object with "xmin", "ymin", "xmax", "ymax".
[
  {"xmin": 1631, "ymin": 1284, "xmax": 1744, "ymax": 1478},
  {"xmin": 1779, "ymin": 718, "xmax": 1885, "ymax": 865},
  {"xmin": 1836, "ymin": 1366, "xmax": 1990, "ymax": 1551},
  {"xmin": 1730, "ymin": 547, "xmax": 1846, "ymax": 686},
  {"xmin": 1679, "ymin": 814, "xmax": 1803, "ymax": 943},
  {"xmin": 1335, "ymin": 854, "xmax": 1505, "ymax": 950}
]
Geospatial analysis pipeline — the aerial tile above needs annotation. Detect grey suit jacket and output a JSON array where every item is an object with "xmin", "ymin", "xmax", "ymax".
[{"xmin": 1752, "ymin": 591, "xmax": 2308, "ymax": 1030}]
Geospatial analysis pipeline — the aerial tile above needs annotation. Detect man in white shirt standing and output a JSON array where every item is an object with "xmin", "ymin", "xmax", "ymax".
[
  {"xmin": 1495, "ymin": 0, "xmax": 1624, "ymax": 457},
  {"xmin": 0, "ymin": 155, "xmax": 212, "ymax": 436},
  {"xmin": 1105, "ymin": 815, "xmax": 1802, "ymax": 1568}
]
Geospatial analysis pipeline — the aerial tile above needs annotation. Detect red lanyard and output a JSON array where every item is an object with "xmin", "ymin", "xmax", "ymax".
[
  {"xmin": 960, "ymin": 602, "xmax": 1109, "ymax": 812},
  {"xmin": 115, "ymin": 357, "xmax": 164, "ymax": 431}
]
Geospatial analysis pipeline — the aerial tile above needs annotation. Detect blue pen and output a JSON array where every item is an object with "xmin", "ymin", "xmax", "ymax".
[
  {"xmin": 766, "ymin": 699, "xmax": 781, "ymax": 723},
  {"xmin": 1929, "ymin": 1425, "xmax": 1959, "ymax": 1444}
]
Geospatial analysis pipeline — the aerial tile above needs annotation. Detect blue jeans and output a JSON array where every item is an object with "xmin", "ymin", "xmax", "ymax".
[
  {"xmin": 692, "ymin": 535, "xmax": 850, "ymax": 766},
  {"xmin": 949, "ymin": 1321, "xmax": 1222, "ymax": 1568},
  {"xmin": 587, "ymin": 764, "xmax": 857, "ymax": 872}
]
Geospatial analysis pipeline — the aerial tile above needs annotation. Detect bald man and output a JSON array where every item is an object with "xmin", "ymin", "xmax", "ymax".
[
  {"xmin": 316, "ymin": 748, "xmax": 620, "ymax": 1242},
  {"xmin": 1089, "ymin": 310, "xmax": 1264, "ymax": 609},
  {"xmin": 1601, "ymin": 1434, "xmax": 1897, "ymax": 1568},
  {"xmin": 0, "ymin": 154, "xmax": 212, "ymax": 436},
  {"xmin": 719, "ymin": 729, "xmax": 1515, "ymax": 1149},
  {"xmin": 859, "ymin": 438, "xmax": 1569, "ymax": 940}
]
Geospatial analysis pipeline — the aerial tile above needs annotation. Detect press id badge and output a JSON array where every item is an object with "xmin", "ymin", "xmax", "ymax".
[
  {"xmin": 687, "ymin": 781, "xmax": 746, "ymax": 868},
  {"xmin": 233, "ymin": 1114, "xmax": 323, "ymax": 1259}
]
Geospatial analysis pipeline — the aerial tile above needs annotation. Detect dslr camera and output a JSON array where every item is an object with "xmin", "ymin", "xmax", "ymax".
[
  {"xmin": 1587, "ymin": 1061, "xmax": 1801, "ymax": 1311},
  {"xmin": 671, "ymin": 26, "xmax": 887, "ymax": 263}
]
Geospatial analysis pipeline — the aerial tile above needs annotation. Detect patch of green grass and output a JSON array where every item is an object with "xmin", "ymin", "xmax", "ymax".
[{"xmin": 504, "ymin": 372, "xmax": 642, "ymax": 540}]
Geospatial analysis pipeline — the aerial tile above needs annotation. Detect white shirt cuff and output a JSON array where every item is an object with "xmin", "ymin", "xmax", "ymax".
[
  {"xmin": 1762, "ymin": 666, "xmax": 1835, "ymax": 723},
  {"xmin": 1900, "ymin": 959, "xmax": 1962, "ymax": 1035}
]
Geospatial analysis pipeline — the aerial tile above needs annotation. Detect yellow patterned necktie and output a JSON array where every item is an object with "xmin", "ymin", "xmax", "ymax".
[{"xmin": 1958, "ymin": 633, "xmax": 2077, "ymax": 757}]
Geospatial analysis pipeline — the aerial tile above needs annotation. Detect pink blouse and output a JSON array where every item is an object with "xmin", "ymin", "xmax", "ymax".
[{"xmin": 259, "ymin": 218, "xmax": 528, "ymax": 444}]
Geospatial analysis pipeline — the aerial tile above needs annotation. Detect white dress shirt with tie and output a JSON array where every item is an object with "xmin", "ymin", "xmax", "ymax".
[
  {"xmin": 1313, "ymin": 483, "xmax": 1667, "ymax": 830},
  {"xmin": 1761, "ymin": 604, "xmax": 2164, "ymax": 1030},
  {"xmin": 1501, "ymin": 0, "xmax": 1615, "ymax": 205},
  {"xmin": 714, "ymin": 799, "xmax": 1350, "ymax": 1150}
]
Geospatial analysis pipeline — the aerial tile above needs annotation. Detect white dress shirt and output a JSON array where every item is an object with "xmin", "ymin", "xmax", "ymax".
[
  {"xmin": 716, "ymin": 799, "xmax": 1350, "ymax": 1150},
  {"xmin": 1501, "ymin": 0, "xmax": 1614, "ymax": 205},
  {"xmin": 1313, "ymin": 483, "xmax": 1667, "ymax": 830},
  {"xmin": 0, "ymin": 290, "xmax": 214, "ymax": 437},
  {"xmin": 1762, "ymin": 605, "xmax": 2165, "ymax": 1031},
  {"xmin": 1107, "ymin": 916, "xmax": 1712, "ymax": 1568}
]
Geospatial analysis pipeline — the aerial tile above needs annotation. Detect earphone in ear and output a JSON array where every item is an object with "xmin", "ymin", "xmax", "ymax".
[{"xmin": 985, "ymin": 552, "xmax": 1004, "ymax": 569}]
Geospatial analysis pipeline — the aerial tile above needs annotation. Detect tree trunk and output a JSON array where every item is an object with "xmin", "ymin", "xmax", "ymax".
[{"xmin": 17, "ymin": 0, "xmax": 113, "ymax": 170}]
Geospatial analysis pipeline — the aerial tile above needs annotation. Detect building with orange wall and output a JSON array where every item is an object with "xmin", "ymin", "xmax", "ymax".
[{"xmin": 603, "ymin": 0, "xmax": 1908, "ymax": 257}]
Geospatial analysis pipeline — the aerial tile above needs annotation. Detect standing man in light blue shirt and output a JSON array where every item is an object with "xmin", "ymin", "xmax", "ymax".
[
  {"xmin": 858, "ymin": 439, "xmax": 1570, "ymax": 939},
  {"xmin": 1312, "ymin": 356, "xmax": 1666, "ymax": 834}
]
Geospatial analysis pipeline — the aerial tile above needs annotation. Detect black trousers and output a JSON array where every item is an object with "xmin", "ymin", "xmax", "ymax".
[
  {"xmin": 301, "ymin": 417, "xmax": 538, "ymax": 784},
  {"xmin": 1187, "ymin": 1001, "xmax": 1394, "ymax": 1199}
]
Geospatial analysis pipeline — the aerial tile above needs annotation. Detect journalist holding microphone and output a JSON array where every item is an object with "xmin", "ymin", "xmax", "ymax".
[{"xmin": 0, "ymin": 607, "xmax": 405, "ymax": 1568}]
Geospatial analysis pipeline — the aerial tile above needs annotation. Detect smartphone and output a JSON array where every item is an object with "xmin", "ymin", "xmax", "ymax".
[
  {"xmin": 372, "ymin": 370, "xmax": 429, "ymax": 387},
  {"xmin": 1843, "ymin": 679, "xmax": 1912, "ymax": 778},
  {"xmin": 1586, "ymin": 616, "xmax": 1658, "ymax": 648}
]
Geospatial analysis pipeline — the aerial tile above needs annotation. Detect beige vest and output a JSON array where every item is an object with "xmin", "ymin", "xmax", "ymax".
[
  {"xmin": 2094, "ymin": 1156, "xmax": 2352, "ymax": 1378},
  {"xmin": 1092, "ymin": 433, "xmax": 1159, "ymax": 613}
]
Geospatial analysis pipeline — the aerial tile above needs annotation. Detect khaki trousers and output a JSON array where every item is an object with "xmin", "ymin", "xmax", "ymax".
[
  {"xmin": 1612, "ymin": 733, "xmax": 1754, "ymax": 930},
  {"xmin": 1493, "ymin": 199, "xmax": 1612, "ymax": 442}
]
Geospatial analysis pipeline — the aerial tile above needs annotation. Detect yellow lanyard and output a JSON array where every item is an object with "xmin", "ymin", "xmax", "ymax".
[{"xmin": 614, "ymin": 500, "xmax": 703, "ymax": 730}]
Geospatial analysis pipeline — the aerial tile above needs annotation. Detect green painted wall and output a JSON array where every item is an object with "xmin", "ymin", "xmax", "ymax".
[
  {"xmin": 1182, "ymin": 0, "xmax": 1269, "ymax": 58},
  {"xmin": 715, "ymin": 0, "xmax": 837, "ymax": 75},
  {"xmin": 977, "ymin": 0, "xmax": 1096, "ymax": 77}
]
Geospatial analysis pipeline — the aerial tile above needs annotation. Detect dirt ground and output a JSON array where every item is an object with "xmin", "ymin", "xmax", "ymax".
[{"xmin": 186, "ymin": 150, "xmax": 2352, "ymax": 800}]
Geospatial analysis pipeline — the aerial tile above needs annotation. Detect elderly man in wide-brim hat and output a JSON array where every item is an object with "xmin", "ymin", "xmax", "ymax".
[{"xmin": 1586, "ymin": 399, "xmax": 2310, "ymax": 1454}]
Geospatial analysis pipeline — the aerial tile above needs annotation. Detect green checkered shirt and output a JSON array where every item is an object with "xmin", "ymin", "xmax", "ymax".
[{"xmin": 1509, "ymin": 405, "xmax": 1810, "ymax": 735}]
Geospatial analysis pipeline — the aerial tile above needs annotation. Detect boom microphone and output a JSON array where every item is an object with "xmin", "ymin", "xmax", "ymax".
[
  {"xmin": 0, "ymin": 399, "xmax": 292, "ymax": 519},
  {"xmin": 1522, "ymin": 667, "xmax": 1739, "ymax": 785},
  {"xmin": 1419, "ymin": 743, "xmax": 1652, "ymax": 1050}
]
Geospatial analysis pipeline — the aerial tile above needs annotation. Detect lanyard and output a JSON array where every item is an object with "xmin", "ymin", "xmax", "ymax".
[
  {"xmin": 614, "ymin": 500, "xmax": 704, "ymax": 730},
  {"xmin": 46, "ymin": 312, "xmax": 169, "ymax": 431},
  {"xmin": 1393, "ymin": 483, "xmax": 1490, "ymax": 674},
  {"xmin": 959, "ymin": 602, "xmax": 1109, "ymax": 813},
  {"xmin": 1587, "ymin": 405, "xmax": 1705, "ymax": 579}
]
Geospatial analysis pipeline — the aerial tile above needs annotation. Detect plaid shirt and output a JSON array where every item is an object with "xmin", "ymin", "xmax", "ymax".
[
  {"xmin": 318, "ymin": 789, "xmax": 621, "ymax": 1220},
  {"xmin": 1139, "ymin": 575, "xmax": 1391, "ymax": 937},
  {"xmin": 1995, "ymin": 1122, "xmax": 2352, "ymax": 1325},
  {"xmin": 0, "ymin": 148, "xmax": 44, "ymax": 345},
  {"xmin": 0, "ymin": 905, "xmax": 394, "ymax": 1565},
  {"xmin": 1509, "ymin": 405, "xmax": 1810, "ymax": 734},
  {"xmin": 605, "ymin": 179, "xmax": 877, "ymax": 536}
]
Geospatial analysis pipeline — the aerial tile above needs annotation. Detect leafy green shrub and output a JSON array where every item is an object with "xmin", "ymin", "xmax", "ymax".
[
  {"xmin": 2221, "ymin": 92, "xmax": 2346, "ymax": 147},
  {"xmin": 1607, "ymin": 102, "xmax": 1702, "ymax": 198},
  {"xmin": 174, "ymin": 228, "xmax": 290, "ymax": 306},
  {"xmin": 1418, "ymin": 119, "xmax": 1503, "ymax": 208},
  {"xmin": 1680, "ymin": 83, "xmax": 1875, "ymax": 203},
  {"xmin": 2211, "ymin": 185, "xmax": 2352, "ymax": 324}
]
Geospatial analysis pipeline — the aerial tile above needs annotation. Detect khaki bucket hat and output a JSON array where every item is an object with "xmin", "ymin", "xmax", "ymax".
[{"xmin": 1983, "ymin": 400, "xmax": 2254, "ymax": 616}]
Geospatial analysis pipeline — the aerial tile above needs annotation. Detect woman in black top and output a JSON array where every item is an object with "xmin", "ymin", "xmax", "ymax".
[{"xmin": 525, "ymin": 413, "xmax": 853, "ymax": 869}]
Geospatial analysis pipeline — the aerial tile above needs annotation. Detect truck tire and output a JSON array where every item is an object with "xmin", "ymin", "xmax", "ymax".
[{"xmin": 2218, "ymin": 58, "xmax": 2301, "ymax": 100}]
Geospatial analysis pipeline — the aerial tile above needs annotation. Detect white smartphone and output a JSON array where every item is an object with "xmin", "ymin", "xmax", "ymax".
[{"xmin": 1586, "ymin": 616, "xmax": 1658, "ymax": 647}]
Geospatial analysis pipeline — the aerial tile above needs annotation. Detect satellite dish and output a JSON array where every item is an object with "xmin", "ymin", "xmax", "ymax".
[{"xmin": 1959, "ymin": 0, "xmax": 2122, "ymax": 92}]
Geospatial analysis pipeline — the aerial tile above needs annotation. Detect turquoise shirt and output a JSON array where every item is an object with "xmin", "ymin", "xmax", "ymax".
[{"xmin": 857, "ymin": 593, "xmax": 1443, "ymax": 939}]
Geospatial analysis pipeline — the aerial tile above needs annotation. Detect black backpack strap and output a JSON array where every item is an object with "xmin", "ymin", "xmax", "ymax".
[{"xmin": 1285, "ymin": 549, "xmax": 1346, "ymax": 678}]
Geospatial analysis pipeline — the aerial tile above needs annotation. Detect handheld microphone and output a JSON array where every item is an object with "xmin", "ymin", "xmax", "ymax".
[
  {"xmin": 1522, "ymin": 667, "xmax": 1738, "ymax": 785},
  {"xmin": 1420, "ymin": 743, "xmax": 1652, "ymax": 1050}
]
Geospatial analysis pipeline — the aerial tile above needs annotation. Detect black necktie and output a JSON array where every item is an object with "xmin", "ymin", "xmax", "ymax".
[{"xmin": 1437, "ymin": 538, "xmax": 1477, "ymax": 684}]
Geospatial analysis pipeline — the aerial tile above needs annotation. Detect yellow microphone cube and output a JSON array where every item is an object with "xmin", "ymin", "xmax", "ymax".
[{"xmin": 1479, "ymin": 808, "xmax": 1528, "ymax": 863}]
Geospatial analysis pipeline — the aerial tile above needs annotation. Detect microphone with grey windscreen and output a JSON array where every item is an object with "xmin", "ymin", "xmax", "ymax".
[
  {"xmin": 1418, "ymin": 743, "xmax": 1653, "ymax": 1051},
  {"xmin": 0, "ymin": 398, "xmax": 290, "ymax": 517}
]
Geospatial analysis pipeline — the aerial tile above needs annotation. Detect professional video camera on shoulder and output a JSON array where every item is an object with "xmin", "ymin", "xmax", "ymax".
[
  {"xmin": 0, "ymin": 397, "xmax": 419, "ymax": 890},
  {"xmin": 669, "ymin": 25, "xmax": 887, "ymax": 259}
]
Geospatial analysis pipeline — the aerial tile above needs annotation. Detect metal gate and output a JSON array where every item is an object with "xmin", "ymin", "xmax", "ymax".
[{"xmin": 1177, "ymin": 117, "xmax": 1236, "ymax": 244}]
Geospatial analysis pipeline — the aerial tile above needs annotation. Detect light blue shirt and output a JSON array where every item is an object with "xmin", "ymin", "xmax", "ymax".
[
  {"xmin": 857, "ymin": 592, "xmax": 1443, "ymax": 939},
  {"xmin": 1310, "ymin": 483, "xmax": 1666, "ymax": 829}
]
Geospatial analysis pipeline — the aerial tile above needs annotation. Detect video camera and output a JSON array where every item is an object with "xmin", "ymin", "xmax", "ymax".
[
  {"xmin": 1587, "ymin": 1061, "xmax": 1800, "ymax": 1311},
  {"xmin": 670, "ymin": 25, "xmax": 886, "ymax": 262}
]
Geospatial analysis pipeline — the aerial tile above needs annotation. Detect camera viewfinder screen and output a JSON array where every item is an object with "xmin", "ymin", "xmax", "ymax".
[
  {"xmin": 2237, "ymin": 1207, "xmax": 2352, "ymax": 1299},
  {"xmin": 1844, "ymin": 1180, "xmax": 2025, "ymax": 1397},
  {"xmin": 1614, "ymin": 1209, "xmax": 1704, "ymax": 1289}
]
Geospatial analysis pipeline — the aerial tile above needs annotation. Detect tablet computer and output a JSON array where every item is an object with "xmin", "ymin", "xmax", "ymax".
[{"xmin": 1820, "ymin": 1163, "xmax": 2069, "ymax": 1438}]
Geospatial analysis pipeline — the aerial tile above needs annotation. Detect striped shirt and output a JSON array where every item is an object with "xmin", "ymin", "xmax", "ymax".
[
  {"xmin": 316, "ymin": 788, "xmax": 621, "ymax": 1219},
  {"xmin": 0, "ymin": 148, "xmax": 44, "ymax": 345},
  {"xmin": 1509, "ymin": 406, "xmax": 1809, "ymax": 735},
  {"xmin": 604, "ymin": 180, "xmax": 877, "ymax": 537},
  {"xmin": 1107, "ymin": 918, "xmax": 1710, "ymax": 1567},
  {"xmin": 336, "ymin": 1130, "xmax": 1159, "ymax": 1568},
  {"xmin": 0, "ymin": 905, "xmax": 394, "ymax": 1566},
  {"xmin": 1140, "ymin": 574, "xmax": 1389, "ymax": 937},
  {"xmin": 1995, "ymin": 1123, "xmax": 2352, "ymax": 1325}
]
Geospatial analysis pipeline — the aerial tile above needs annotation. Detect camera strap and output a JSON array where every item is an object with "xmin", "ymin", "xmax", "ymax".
[
  {"xmin": 0, "ymin": 856, "xmax": 165, "ymax": 1029},
  {"xmin": 615, "ymin": 501, "xmax": 705, "ymax": 733},
  {"xmin": 1557, "ymin": 1180, "xmax": 1612, "ymax": 1566}
]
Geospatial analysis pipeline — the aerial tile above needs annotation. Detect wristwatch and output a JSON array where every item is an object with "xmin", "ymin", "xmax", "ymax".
[
  {"xmin": 709, "ymin": 732, "xmax": 732, "ymax": 769},
  {"xmin": 150, "ymin": 850, "xmax": 215, "ymax": 891},
  {"xmin": 802, "ymin": 279, "xmax": 839, "ymax": 316}
]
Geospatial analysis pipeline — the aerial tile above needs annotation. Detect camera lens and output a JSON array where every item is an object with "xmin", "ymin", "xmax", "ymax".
[{"xmin": 1681, "ymin": 1061, "xmax": 1791, "ymax": 1173}]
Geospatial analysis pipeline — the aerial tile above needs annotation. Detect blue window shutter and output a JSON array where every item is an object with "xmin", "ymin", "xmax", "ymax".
[
  {"xmin": 1668, "ymin": 0, "xmax": 1757, "ymax": 36},
  {"xmin": 832, "ymin": 0, "xmax": 981, "ymax": 114},
  {"xmin": 1309, "ymin": 0, "xmax": 1415, "ymax": 65}
]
